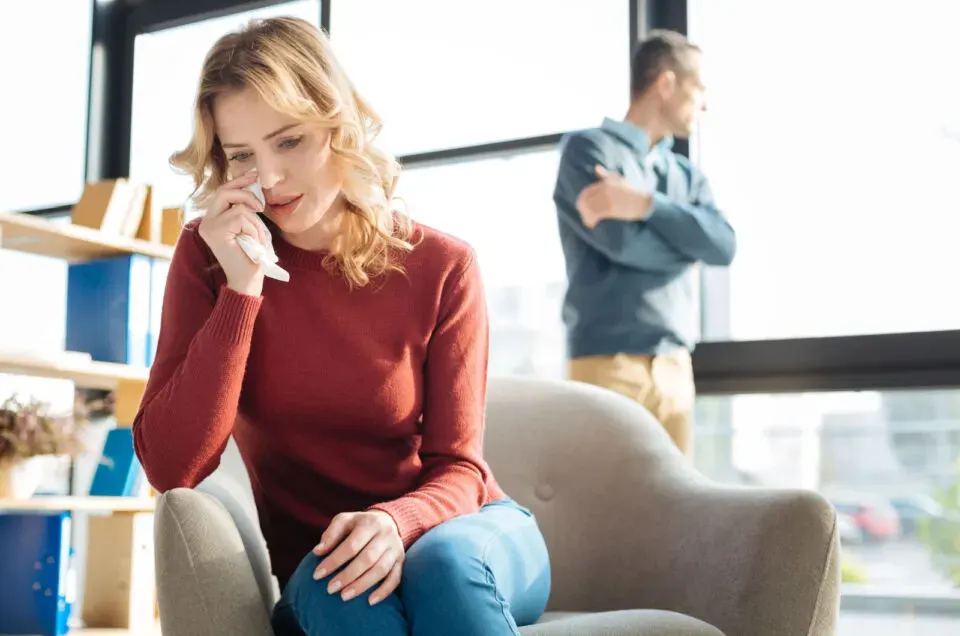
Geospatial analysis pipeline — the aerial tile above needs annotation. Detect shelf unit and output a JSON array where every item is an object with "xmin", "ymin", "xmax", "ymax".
[
  {"xmin": 0, "ymin": 210, "xmax": 171, "ymax": 634},
  {"xmin": 0, "ymin": 496, "xmax": 155, "ymax": 513},
  {"xmin": 0, "ymin": 212, "xmax": 174, "ymax": 261},
  {"xmin": 0, "ymin": 351, "xmax": 149, "ymax": 392}
]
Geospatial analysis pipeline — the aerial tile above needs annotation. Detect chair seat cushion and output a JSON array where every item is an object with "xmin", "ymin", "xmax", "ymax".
[{"xmin": 521, "ymin": 610, "xmax": 726, "ymax": 635}]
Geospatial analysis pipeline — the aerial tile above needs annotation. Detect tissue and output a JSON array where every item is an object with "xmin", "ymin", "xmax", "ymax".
[{"xmin": 236, "ymin": 172, "xmax": 290, "ymax": 282}]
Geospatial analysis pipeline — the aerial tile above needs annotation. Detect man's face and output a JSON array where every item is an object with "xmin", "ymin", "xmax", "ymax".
[{"xmin": 661, "ymin": 52, "xmax": 706, "ymax": 139}]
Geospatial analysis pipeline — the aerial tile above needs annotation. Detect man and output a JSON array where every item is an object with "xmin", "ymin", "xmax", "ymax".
[{"xmin": 553, "ymin": 29, "xmax": 736, "ymax": 457}]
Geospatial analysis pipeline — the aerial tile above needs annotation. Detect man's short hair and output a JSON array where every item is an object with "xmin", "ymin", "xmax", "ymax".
[{"xmin": 630, "ymin": 29, "xmax": 700, "ymax": 97}]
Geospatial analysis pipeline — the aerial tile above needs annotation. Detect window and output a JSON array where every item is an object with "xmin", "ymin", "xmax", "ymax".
[
  {"xmin": 331, "ymin": 0, "xmax": 629, "ymax": 156},
  {"xmin": 128, "ymin": 1, "xmax": 321, "ymax": 209},
  {"xmin": 395, "ymin": 150, "xmax": 567, "ymax": 378},
  {"xmin": 689, "ymin": 0, "xmax": 960, "ymax": 341},
  {"xmin": 696, "ymin": 387, "xmax": 960, "ymax": 628},
  {"xmin": 0, "ymin": 0, "xmax": 92, "ymax": 212}
]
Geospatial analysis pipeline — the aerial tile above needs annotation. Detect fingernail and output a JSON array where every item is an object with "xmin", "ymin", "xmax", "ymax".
[
  {"xmin": 368, "ymin": 595, "xmax": 379, "ymax": 606},
  {"xmin": 341, "ymin": 589, "xmax": 355, "ymax": 601},
  {"xmin": 328, "ymin": 580, "xmax": 341, "ymax": 594},
  {"xmin": 313, "ymin": 568, "xmax": 325, "ymax": 580}
]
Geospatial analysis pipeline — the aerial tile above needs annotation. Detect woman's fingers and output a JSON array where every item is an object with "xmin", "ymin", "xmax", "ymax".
[
  {"xmin": 328, "ymin": 538, "xmax": 390, "ymax": 599},
  {"xmin": 367, "ymin": 560, "xmax": 403, "ymax": 606},
  {"xmin": 314, "ymin": 512, "xmax": 355, "ymax": 557},
  {"xmin": 315, "ymin": 524, "xmax": 378, "ymax": 584},
  {"xmin": 219, "ymin": 205, "xmax": 266, "ymax": 244},
  {"xmin": 223, "ymin": 169, "xmax": 259, "ymax": 189},
  {"xmin": 214, "ymin": 188, "xmax": 265, "ymax": 215}
]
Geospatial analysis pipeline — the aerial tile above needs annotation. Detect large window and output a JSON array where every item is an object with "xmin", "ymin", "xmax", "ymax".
[
  {"xmin": 128, "ymin": 1, "xmax": 321, "ymax": 209},
  {"xmin": 395, "ymin": 151, "xmax": 567, "ymax": 378},
  {"xmin": 331, "ymin": 0, "xmax": 629, "ymax": 156},
  {"xmin": 0, "ymin": 0, "xmax": 92, "ymax": 212},
  {"xmin": 689, "ymin": 0, "xmax": 960, "ymax": 341}
]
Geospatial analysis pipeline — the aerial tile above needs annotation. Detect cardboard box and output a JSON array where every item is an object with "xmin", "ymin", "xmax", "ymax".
[{"xmin": 72, "ymin": 179, "xmax": 148, "ymax": 238}]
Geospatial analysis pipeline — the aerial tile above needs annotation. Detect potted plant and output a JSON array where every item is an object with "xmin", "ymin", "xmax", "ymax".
[{"xmin": 0, "ymin": 394, "xmax": 88, "ymax": 498}]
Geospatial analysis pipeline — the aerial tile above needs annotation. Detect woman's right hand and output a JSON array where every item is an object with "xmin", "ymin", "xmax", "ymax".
[{"xmin": 198, "ymin": 171, "xmax": 268, "ymax": 297}]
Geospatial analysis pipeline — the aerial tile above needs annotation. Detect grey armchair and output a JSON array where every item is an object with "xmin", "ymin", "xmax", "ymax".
[{"xmin": 154, "ymin": 377, "xmax": 840, "ymax": 635}]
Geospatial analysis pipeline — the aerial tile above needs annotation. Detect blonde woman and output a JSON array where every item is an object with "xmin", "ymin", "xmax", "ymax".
[{"xmin": 132, "ymin": 16, "xmax": 551, "ymax": 636}]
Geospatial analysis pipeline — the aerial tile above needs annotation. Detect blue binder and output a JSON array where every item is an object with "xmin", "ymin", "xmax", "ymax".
[
  {"xmin": 65, "ymin": 254, "xmax": 153, "ymax": 367},
  {"xmin": 88, "ymin": 427, "xmax": 143, "ymax": 497},
  {"xmin": 0, "ymin": 511, "xmax": 73, "ymax": 636}
]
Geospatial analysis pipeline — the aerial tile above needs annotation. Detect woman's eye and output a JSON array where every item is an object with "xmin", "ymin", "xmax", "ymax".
[
  {"xmin": 280, "ymin": 136, "xmax": 303, "ymax": 150},
  {"xmin": 229, "ymin": 152, "xmax": 251, "ymax": 162}
]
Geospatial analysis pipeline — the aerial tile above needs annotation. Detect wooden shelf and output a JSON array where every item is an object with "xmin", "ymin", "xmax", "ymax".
[
  {"xmin": 0, "ymin": 351, "xmax": 148, "ymax": 391},
  {"xmin": 0, "ymin": 212, "xmax": 174, "ymax": 261},
  {"xmin": 0, "ymin": 496, "xmax": 155, "ymax": 513}
]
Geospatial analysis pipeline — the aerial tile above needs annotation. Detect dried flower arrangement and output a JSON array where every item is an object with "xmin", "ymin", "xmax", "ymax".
[{"xmin": 0, "ymin": 394, "xmax": 90, "ymax": 464}]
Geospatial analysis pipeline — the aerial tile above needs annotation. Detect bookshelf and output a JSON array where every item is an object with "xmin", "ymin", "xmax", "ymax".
[
  {"xmin": 0, "ymin": 211, "xmax": 174, "ymax": 261},
  {"xmin": 0, "ymin": 351, "xmax": 148, "ymax": 392},
  {"xmin": 0, "ymin": 205, "xmax": 173, "ymax": 634},
  {"xmin": 0, "ymin": 496, "xmax": 155, "ymax": 513}
]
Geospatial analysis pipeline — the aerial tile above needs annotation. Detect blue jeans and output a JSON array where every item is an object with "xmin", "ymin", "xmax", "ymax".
[{"xmin": 271, "ymin": 498, "xmax": 551, "ymax": 636}]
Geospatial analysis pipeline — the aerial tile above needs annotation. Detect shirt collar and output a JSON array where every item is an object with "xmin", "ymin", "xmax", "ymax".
[{"xmin": 600, "ymin": 117, "xmax": 674, "ymax": 158}]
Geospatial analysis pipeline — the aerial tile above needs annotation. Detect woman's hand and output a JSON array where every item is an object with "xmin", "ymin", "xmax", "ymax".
[
  {"xmin": 197, "ymin": 170, "xmax": 268, "ymax": 297},
  {"xmin": 312, "ymin": 510, "xmax": 404, "ymax": 605}
]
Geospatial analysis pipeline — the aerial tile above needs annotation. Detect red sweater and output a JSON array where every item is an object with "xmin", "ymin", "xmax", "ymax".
[{"xmin": 133, "ymin": 218, "xmax": 505, "ymax": 583}]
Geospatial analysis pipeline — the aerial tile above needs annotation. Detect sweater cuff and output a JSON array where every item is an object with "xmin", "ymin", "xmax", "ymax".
[
  {"xmin": 368, "ymin": 498, "xmax": 425, "ymax": 549},
  {"xmin": 206, "ymin": 285, "xmax": 263, "ymax": 346}
]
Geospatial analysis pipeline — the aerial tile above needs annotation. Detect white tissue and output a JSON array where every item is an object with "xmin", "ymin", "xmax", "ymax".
[{"xmin": 237, "ymin": 173, "xmax": 290, "ymax": 282}]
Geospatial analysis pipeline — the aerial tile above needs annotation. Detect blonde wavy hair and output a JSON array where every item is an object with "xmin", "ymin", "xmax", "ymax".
[{"xmin": 170, "ymin": 16, "xmax": 414, "ymax": 288}]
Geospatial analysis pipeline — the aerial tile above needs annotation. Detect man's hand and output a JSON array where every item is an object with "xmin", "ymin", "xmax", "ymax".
[
  {"xmin": 312, "ymin": 510, "xmax": 404, "ymax": 606},
  {"xmin": 576, "ymin": 165, "xmax": 653, "ymax": 228}
]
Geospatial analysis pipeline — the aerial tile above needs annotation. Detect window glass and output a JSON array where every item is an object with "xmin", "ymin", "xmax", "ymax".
[
  {"xmin": 129, "ymin": 1, "xmax": 321, "ymax": 208},
  {"xmin": 689, "ymin": 0, "xmax": 960, "ymax": 340},
  {"xmin": 0, "ymin": 1, "xmax": 92, "ymax": 211},
  {"xmin": 395, "ymin": 150, "xmax": 567, "ymax": 378},
  {"xmin": 332, "ymin": 0, "xmax": 629, "ymax": 156}
]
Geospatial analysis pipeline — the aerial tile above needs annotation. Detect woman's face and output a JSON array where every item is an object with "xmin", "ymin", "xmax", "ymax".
[{"xmin": 213, "ymin": 87, "xmax": 343, "ymax": 239}]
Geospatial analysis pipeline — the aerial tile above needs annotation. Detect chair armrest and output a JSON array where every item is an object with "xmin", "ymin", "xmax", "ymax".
[
  {"xmin": 484, "ymin": 379, "xmax": 839, "ymax": 636},
  {"xmin": 590, "ymin": 403, "xmax": 840, "ymax": 636},
  {"xmin": 155, "ymin": 488, "xmax": 275, "ymax": 636},
  {"xmin": 629, "ymin": 481, "xmax": 840, "ymax": 636}
]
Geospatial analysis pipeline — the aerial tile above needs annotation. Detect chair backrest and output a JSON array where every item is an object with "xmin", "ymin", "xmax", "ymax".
[{"xmin": 483, "ymin": 376, "xmax": 696, "ymax": 611}]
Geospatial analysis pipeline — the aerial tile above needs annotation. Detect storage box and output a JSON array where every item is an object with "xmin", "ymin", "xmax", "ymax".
[{"xmin": 71, "ymin": 179, "xmax": 148, "ymax": 239}]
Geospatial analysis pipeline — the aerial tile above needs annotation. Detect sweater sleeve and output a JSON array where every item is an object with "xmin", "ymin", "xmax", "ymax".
[
  {"xmin": 132, "ymin": 223, "xmax": 262, "ymax": 492},
  {"xmin": 369, "ymin": 251, "xmax": 491, "ymax": 548}
]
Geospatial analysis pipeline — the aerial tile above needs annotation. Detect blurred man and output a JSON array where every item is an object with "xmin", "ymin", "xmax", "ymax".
[{"xmin": 553, "ymin": 29, "xmax": 736, "ymax": 457}]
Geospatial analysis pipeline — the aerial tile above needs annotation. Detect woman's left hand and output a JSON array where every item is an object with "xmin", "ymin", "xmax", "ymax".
[{"xmin": 312, "ymin": 510, "xmax": 404, "ymax": 605}]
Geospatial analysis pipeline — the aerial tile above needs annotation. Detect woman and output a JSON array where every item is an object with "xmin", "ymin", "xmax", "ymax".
[{"xmin": 133, "ymin": 16, "xmax": 551, "ymax": 636}]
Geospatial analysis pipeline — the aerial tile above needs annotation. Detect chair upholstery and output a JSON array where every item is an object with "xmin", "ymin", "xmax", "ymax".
[{"xmin": 154, "ymin": 377, "xmax": 839, "ymax": 636}]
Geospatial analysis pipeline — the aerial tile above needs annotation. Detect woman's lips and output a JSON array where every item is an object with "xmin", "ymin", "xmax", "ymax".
[{"xmin": 267, "ymin": 194, "xmax": 303, "ymax": 216}]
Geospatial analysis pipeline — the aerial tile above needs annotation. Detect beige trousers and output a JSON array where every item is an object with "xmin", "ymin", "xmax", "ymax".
[{"xmin": 567, "ymin": 349, "xmax": 696, "ymax": 456}]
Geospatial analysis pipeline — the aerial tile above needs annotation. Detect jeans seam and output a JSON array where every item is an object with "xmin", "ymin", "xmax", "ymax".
[{"xmin": 480, "ymin": 523, "xmax": 523, "ymax": 636}]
